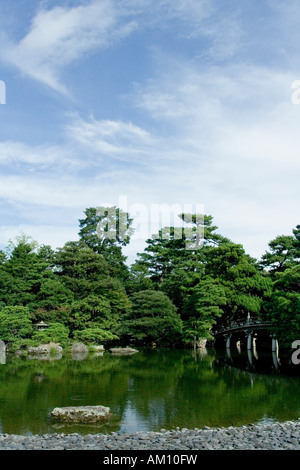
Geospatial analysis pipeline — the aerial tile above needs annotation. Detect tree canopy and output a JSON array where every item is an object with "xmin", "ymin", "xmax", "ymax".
[
  {"xmin": 119, "ymin": 290, "xmax": 182, "ymax": 346},
  {"xmin": 0, "ymin": 208, "xmax": 298, "ymax": 352}
]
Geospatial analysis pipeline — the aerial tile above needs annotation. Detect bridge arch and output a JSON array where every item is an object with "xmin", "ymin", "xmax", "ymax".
[{"xmin": 213, "ymin": 318, "xmax": 280, "ymax": 370}]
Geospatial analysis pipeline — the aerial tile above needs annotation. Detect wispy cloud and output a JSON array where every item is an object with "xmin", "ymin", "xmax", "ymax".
[
  {"xmin": 0, "ymin": 0, "xmax": 136, "ymax": 94},
  {"xmin": 0, "ymin": 140, "xmax": 80, "ymax": 171},
  {"xmin": 0, "ymin": 0, "xmax": 299, "ymax": 260},
  {"xmin": 65, "ymin": 114, "xmax": 156, "ymax": 161},
  {"xmin": 0, "ymin": 0, "xmax": 252, "ymax": 96}
]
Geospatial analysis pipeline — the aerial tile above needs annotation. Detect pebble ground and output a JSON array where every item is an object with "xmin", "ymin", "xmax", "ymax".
[{"xmin": 0, "ymin": 420, "xmax": 300, "ymax": 450}]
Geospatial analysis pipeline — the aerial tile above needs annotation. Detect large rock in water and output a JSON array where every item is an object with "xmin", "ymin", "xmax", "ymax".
[
  {"xmin": 27, "ymin": 343, "xmax": 62, "ymax": 355},
  {"xmin": 71, "ymin": 342, "xmax": 88, "ymax": 354},
  {"xmin": 50, "ymin": 406, "xmax": 111, "ymax": 423},
  {"xmin": 71, "ymin": 342, "xmax": 89, "ymax": 360},
  {"xmin": 109, "ymin": 347, "xmax": 138, "ymax": 355}
]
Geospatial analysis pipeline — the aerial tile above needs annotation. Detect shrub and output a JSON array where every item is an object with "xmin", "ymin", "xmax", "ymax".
[
  {"xmin": 119, "ymin": 290, "xmax": 182, "ymax": 345},
  {"xmin": 31, "ymin": 322, "xmax": 70, "ymax": 346},
  {"xmin": 73, "ymin": 327, "xmax": 119, "ymax": 344},
  {"xmin": 0, "ymin": 306, "xmax": 33, "ymax": 343}
]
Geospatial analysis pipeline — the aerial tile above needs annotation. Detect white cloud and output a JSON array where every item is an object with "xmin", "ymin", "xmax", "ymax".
[
  {"xmin": 66, "ymin": 114, "xmax": 155, "ymax": 160},
  {"xmin": 0, "ymin": 0, "xmax": 252, "ymax": 96},
  {"xmin": 0, "ymin": 140, "xmax": 81, "ymax": 171},
  {"xmin": 124, "ymin": 59, "xmax": 300, "ymax": 255},
  {"xmin": 0, "ymin": 53, "xmax": 298, "ymax": 260},
  {"xmin": 0, "ymin": 0, "xmax": 299, "ymax": 261},
  {"xmin": 0, "ymin": 175, "xmax": 101, "ymax": 208},
  {"xmin": 1, "ymin": 0, "xmax": 136, "ymax": 94}
]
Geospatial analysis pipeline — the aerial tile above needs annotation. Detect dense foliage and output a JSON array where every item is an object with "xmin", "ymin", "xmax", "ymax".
[{"xmin": 0, "ymin": 207, "xmax": 298, "ymax": 351}]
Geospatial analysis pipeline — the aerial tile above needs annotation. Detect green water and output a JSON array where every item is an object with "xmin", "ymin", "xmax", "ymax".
[{"xmin": 0, "ymin": 347, "xmax": 299, "ymax": 435}]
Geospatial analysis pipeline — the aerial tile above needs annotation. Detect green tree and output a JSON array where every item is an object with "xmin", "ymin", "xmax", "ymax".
[
  {"xmin": 177, "ymin": 213, "xmax": 228, "ymax": 248},
  {"xmin": 135, "ymin": 215, "xmax": 270, "ymax": 331},
  {"xmin": 182, "ymin": 277, "xmax": 227, "ymax": 344},
  {"xmin": 29, "ymin": 278, "xmax": 74, "ymax": 313},
  {"xmin": 0, "ymin": 237, "xmax": 51, "ymax": 307},
  {"xmin": 73, "ymin": 327, "xmax": 119, "ymax": 344},
  {"xmin": 31, "ymin": 306, "xmax": 72, "ymax": 327},
  {"xmin": 31, "ymin": 322, "xmax": 70, "ymax": 346},
  {"xmin": 260, "ymin": 225, "xmax": 300, "ymax": 277},
  {"xmin": 263, "ymin": 264, "xmax": 300, "ymax": 348},
  {"xmin": 54, "ymin": 241, "xmax": 112, "ymax": 298},
  {"xmin": 134, "ymin": 214, "xmax": 229, "ymax": 319},
  {"xmin": 259, "ymin": 225, "xmax": 300, "ymax": 348},
  {"xmin": 125, "ymin": 263, "xmax": 154, "ymax": 295},
  {"xmin": 0, "ymin": 306, "xmax": 33, "ymax": 343},
  {"xmin": 70, "ymin": 295, "xmax": 112, "ymax": 331},
  {"xmin": 204, "ymin": 242, "xmax": 272, "ymax": 323},
  {"xmin": 79, "ymin": 206, "xmax": 134, "ymax": 248},
  {"xmin": 78, "ymin": 206, "xmax": 134, "ymax": 280},
  {"xmin": 119, "ymin": 290, "xmax": 182, "ymax": 346},
  {"xmin": 54, "ymin": 241, "xmax": 131, "ymax": 333},
  {"xmin": 136, "ymin": 227, "xmax": 186, "ymax": 285}
]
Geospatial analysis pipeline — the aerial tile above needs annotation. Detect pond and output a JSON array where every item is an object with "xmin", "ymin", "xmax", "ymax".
[{"xmin": 0, "ymin": 347, "xmax": 299, "ymax": 436}]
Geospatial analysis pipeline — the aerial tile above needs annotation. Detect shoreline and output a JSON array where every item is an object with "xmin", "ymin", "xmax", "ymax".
[{"xmin": 0, "ymin": 420, "xmax": 300, "ymax": 450}]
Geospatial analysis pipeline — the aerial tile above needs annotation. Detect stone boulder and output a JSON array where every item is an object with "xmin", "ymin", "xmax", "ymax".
[
  {"xmin": 50, "ymin": 405, "xmax": 111, "ymax": 424},
  {"xmin": 71, "ymin": 342, "xmax": 89, "ymax": 360},
  {"xmin": 109, "ymin": 347, "xmax": 138, "ymax": 355},
  {"xmin": 27, "ymin": 343, "xmax": 63, "ymax": 356},
  {"xmin": 71, "ymin": 342, "xmax": 89, "ymax": 353}
]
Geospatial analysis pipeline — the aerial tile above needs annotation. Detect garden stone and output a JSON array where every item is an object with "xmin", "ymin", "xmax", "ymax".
[
  {"xmin": 50, "ymin": 405, "xmax": 111, "ymax": 424},
  {"xmin": 109, "ymin": 347, "xmax": 138, "ymax": 355}
]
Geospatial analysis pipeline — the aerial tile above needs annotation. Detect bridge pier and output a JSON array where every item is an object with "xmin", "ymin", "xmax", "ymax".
[
  {"xmin": 247, "ymin": 347, "xmax": 254, "ymax": 368},
  {"xmin": 271, "ymin": 337, "xmax": 280, "ymax": 370},
  {"xmin": 215, "ymin": 320, "xmax": 281, "ymax": 372},
  {"xmin": 271, "ymin": 337, "xmax": 279, "ymax": 353},
  {"xmin": 225, "ymin": 334, "xmax": 231, "ymax": 349},
  {"xmin": 224, "ymin": 334, "xmax": 232, "ymax": 360},
  {"xmin": 246, "ymin": 330, "xmax": 253, "ymax": 350}
]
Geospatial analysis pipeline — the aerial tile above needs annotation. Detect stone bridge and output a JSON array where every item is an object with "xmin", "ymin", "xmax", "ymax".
[{"xmin": 212, "ymin": 316, "xmax": 280, "ymax": 370}]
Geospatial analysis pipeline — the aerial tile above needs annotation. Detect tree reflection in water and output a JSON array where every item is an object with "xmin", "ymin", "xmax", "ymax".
[{"xmin": 0, "ymin": 348, "xmax": 299, "ymax": 435}]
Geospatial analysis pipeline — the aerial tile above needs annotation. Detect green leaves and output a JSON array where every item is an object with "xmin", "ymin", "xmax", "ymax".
[
  {"xmin": 31, "ymin": 322, "xmax": 70, "ymax": 346},
  {"xmin": 134, "ymin": 214, "xmax": 275, "ymax": 340},
  {"xmin": 259, "ymin": 227, "xmax": 300, "ymax": 348},
  {"xmin": 78, "ymin": 206, "xmax": 133, "ymax": 281},
  {"xmin": 79, "ymin": 206, "xmax": 134, "ymax": 248},
  {"xmin": 182, "ymin": 278, "xmax": 226, "ymax": 341},
  {"xmin": 263, "ymin": 264, "xmax": 300, "ymax": 347},
  {"xmin": 0, "ymin": 211, "xmax": 298, "ymax": 351},
  {"xmin": 0, "ymin": 306, "xmax": 33, "ymax": 342},
  {"xmin": 73, "ymin": 327, "xmax": 119, "ymax": 344},
  {"xmin": 119, "ymin": 290, "xmax": 182, "ymax": 345},
  {"xmin": 260, "ymin": 226, "xmax": 300, "ymax": 276}
]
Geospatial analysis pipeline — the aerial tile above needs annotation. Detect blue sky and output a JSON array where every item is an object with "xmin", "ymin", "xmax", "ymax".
[{"xmin": 0, "ymin": 0, "xmax": 299, "ymax": 264}]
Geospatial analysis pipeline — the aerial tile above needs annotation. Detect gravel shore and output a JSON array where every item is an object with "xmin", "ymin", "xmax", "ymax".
[{"xmin": 0, "ymin": 420, "xmax": 300, "ymax": 450}]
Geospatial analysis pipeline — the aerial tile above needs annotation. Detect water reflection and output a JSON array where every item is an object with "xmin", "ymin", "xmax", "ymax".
[
  {"xmin": 71, "ymin": 351, "xmax": 89, "ymax": 361},
  {"xmin": 218, "ymin": 342, "xmax": 296, "ymax": 376},
  {"xmin": 0, "ymin": 348, "xmax": 299, "ymax": 436}
]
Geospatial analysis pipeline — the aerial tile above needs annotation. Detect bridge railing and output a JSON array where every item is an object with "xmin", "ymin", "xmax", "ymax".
[{"xmin": 213, "ymin": 317, "xmax": 271, "ymax": 336}]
